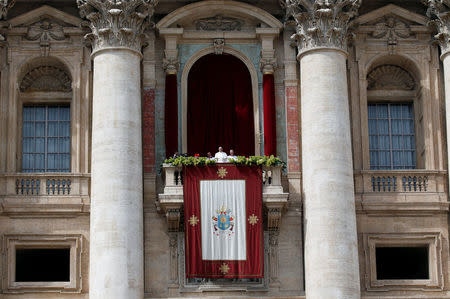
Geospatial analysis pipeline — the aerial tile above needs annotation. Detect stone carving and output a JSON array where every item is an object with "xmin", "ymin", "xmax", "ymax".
[
  {"xmin": 423, "ymin": 0, "xmax": 450, "ymax": 56},
  {"xmin": 0, "ymin": 0, "xmax": 14, "ymax": 20},
  {"xmin": 267, "ymin": 207, "xmax": 282, "ymax": 231},
  {"xmin": 195, "ymin": 15, "xmax": 242, "ymax": 31},
  {"xmin": 371, "ymin": 16, "xmax": 411, "ymax": 53},
  {"xmin": 169, "ymin": 233, "xmax": 178, "ymax": 284},
  {"xmin": 367, "ymin": 65, "xmax": 415, "ymax": 90},
  {"xmin": 260, "ymin": 57, "xmax": 277, "ymax": 74},
  {"xmin": 213, "ymin": 38, "xmax": 224, "ymax": 55},
  {"xmin": 20, "ymin": 66, "xmax": 72, "ymax": 92},
  {"xmin": 163, "ymin": 57, "xmax": 179, "ymax": 75},
  {"xmin": 269, "ymin": 231, "xmax": 280, "ymax": 286},
  {"xmin": 77, "ymin": 0, "xmax": 158, "ymax": 53},
  {"xmin": 283, "ymin": 0, "xmax": 361, "ymax": 57},
  {"xmin": 166, "ymin": 208, "xmax": 181, "ymax": 232},
  {"xmin": 25, "ymin": 19, "xmax": 67, "ymax": 56}
]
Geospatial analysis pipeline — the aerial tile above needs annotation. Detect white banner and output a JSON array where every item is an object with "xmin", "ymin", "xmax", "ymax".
[{"xmin": 200, "ymin": 180, "xmax": 246, "ymax": 261}]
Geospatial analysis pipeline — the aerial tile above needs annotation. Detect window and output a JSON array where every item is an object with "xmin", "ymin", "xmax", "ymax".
[
  {"xmin": 22, "ymin": 105, "xmax": 70, "ymax": 172},
  {"xmin": 3, "ymin": 234, "xmax": 82, "ymax": 293},
  {"xmin": 16, "ymin": 248, "xmax": 71, "ymax": 282},
  {"xmin": 368, "ymin": 103, "xmax": 415, "ymax": 169},
  {"xmin": 376, "ymin": 247, "xmax": 428, "ymax": 280}
]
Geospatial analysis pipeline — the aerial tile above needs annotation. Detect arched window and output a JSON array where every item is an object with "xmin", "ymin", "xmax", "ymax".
[
  {"xmin": 18, "ymin": 58, "xmax": 72, "ymax": 173},
  {"xmin": 366, "ymin": 64, "xmax": 418, "ymax": 170}
]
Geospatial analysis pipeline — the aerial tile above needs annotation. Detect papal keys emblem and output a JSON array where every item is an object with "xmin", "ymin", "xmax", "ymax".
[{"xmin": 212, "ymin": 205, "xmax": 234, "ymax": 233}]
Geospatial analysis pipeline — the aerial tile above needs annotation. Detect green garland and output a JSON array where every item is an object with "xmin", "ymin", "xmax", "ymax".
[{"xmin": 163, "ymin": 155, "xmax": 285, "ymax": 167}]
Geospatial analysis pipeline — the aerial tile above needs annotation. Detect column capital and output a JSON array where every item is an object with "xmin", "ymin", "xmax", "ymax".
[
  {"xmin": 77, "ymin": 0, "xmax": 158, "ymax": 55},
  {"xmin": 423, "ymin": 0, "xmax": 450, "ymax": 58},
  {"xmin": 283, "ymin": 0, "xmax": 360, "ymax": 59}
]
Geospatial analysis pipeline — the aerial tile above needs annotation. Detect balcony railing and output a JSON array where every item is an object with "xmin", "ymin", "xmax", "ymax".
[
  {"xmin": 0, "ymin": 173, "xmax": 90, "ymax": 215},
  {"xmin": 355, "ymin": 170, "xmax": 446, "ymax": 194}
]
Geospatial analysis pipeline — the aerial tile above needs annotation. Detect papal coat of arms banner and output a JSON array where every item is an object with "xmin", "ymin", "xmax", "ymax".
[{"xmin": 184, "ymin": 165, "xmax": 263, "ymax": 278}]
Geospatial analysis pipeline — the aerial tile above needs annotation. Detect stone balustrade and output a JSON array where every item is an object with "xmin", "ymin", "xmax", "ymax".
[
  {"xmin": 0, "ymin": 173, "xmax": 90, "ymax": 215},
  {"xmin": 355, "ymin": 170, "xmax": 446, "ymax": 194},
  {"xmin": 157, "ymin": 164, "xmax": 288, "ymax": 231}
]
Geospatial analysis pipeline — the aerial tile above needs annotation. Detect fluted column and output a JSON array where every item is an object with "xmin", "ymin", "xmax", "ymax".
[
  {"xmin": 77, "ymin": 1, "xmax": 157, "ymax": 298},
  {"xmin": 424, "ymin": 0, "xmax": 450, "ymax": 192},
  {"xmin": 286, "ymin": 1, "xmax": 361, "ymax": 298}
]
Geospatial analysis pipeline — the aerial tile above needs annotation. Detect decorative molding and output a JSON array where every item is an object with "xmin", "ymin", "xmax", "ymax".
[
  {"xmin": 20, "ymin": 65, "xmax": 72, "ymax": 92},
  {"xmin": 268, "ymin": 231, "xmax": 280, "ymax": 287},
  {"xmin": 424, "ymin": 0, "xmax": 450, "ymax": 56},
  {"xmin": 267, "ymin": 207, "xmax": 282, "ymax": 231},
  {"xmin": 284, "ymin": 0, "xmax": 360, "ymax": 57},
  {"xmin": 367, "ymin": 65, "xmax": 415, "ymax": 90},
  {"xmin": 194, "ymin": 15, "xmax": 242, "ymax": 31},
  {"xmin": 371, "ymin": 16, "xmax": 412, "ymax": 53},
  {"xmin": 0, "ymin": 0, "xmax": 14, "ymax": 20},
  {"xmin": 25, "ymin": 19, "xmax": 67, "ymax": 56},
  {"xmin": 213, "ymin": 38, "xmax": 224, "ymax": 55},
  {"xmin": 77, "ymin": 0, "xmax": 158, "ymax": 54}
]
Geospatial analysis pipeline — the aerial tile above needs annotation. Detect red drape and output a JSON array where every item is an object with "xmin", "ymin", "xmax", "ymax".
[
  {"xmin": 184, "ymin": 165, "xmax": 263, "ymax": 278},
  {"xmin": 165, "ymin": 74, "xmax": 178, "ymax": 157},
  {"xmin": 263, "ymin": 73, "xmax": 277, "ymax": 156},
  {"xmin": 187, "ymin": 54, "xmax": 254, "ymax": 156}
]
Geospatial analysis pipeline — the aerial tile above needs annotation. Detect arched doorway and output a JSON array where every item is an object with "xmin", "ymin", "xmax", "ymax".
[{"xmin": 187, "ymin": 54, "xmax": 255, "ymax": 156}]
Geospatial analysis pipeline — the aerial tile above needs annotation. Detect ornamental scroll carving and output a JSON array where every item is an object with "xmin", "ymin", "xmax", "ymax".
[
  {"xmin": 77, "ymin": 0, "xmax": 158, "ymax": 53},
  {"xmin": 423, "ymin": 0, "xmax": 450, "ymax": 56},
  {"xmin": 367, "ymin": 65, "xmax": 415, "ymax": 91},
  {"xmin": 20, "ymin": 66, "xmax": 72, "ymax": 92},
  {"xmin": 195, "ymin": 15, "xmax": 242, "ymax": 31},
  {"xmin": 283, "ymin": 0, "xmax": 360, "ymax": 57}
]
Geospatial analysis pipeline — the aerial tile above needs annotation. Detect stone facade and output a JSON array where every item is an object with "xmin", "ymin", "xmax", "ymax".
[{"xmin": 0, "ymin": 0, "xmax": 449, "ymax": 298}]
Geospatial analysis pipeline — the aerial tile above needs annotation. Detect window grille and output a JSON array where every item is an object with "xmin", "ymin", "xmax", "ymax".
[
  {"xmin": 368, "ymin": 103, "xmax": 416, "ymax": 170},
  {"xmin": 22, "ymin": 105, "xmax": 70, "ymax": 172}
]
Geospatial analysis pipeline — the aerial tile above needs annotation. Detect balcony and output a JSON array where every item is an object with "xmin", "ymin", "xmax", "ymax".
[
  {"xmin": 354, "ymin": 170, "xmax": 448, "ymax": 214},
  {"xmin": 0, "ymin": 173, "xmax": 90, "ymax": 216},
  {"xmin": 157, "ymin": 164, "xmax": 289, "ymax": 232}
]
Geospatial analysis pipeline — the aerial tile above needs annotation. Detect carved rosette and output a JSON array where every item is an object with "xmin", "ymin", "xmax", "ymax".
[
  {"xmin": 77, "ymin": 0, "xmax": 158, "ymax": 54},
  {"xmin": 423, "ymin": 0, "xmax": 450, "ymax": 57},
  {"xmin": 284, "ymin": 0, "xmax": 360, "ymax": 58}
]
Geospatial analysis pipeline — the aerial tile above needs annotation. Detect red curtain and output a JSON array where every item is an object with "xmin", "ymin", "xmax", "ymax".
[
  {"xmin": 184, "ymin": 165, "xmax": 263, "ymax": 278},
  {"xmin": 165, "ymin": 74, "xmax": 178, "ymax": 157},
  {"xmin": 263, "ymin": 74, "xmax": 277, "ymax": 156},
  {"xmin": 187, "ymin": 54, "xmax": 254, "ymax": 156}
]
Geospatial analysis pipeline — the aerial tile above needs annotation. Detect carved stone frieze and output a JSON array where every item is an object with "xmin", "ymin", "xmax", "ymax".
[
  {"xmin": 20, "ymin": 66, "xmax": 72, "ymax": 92},
  {"xmin": 268, "ymin": 231, "xmax": 280, "ymax": 287},
  {"xmin": 367, "ymin": 65, "xmax": 415, "ymax": 90},
  {"xmin": 283, "ymin": 0, "xmax": 360, "ymax": 57},
  {"xmin": 424, "ymin": 0, "xmax": 450, "ymax": 56},
  {"xmin": 169, "ymin": 233, "xmax": 179, "ymax": 284},
  {"xmin": 0, "ymin": 0, "xmax": 14, "ymax": 20},
  {"xmin": 213, "ymin": 38, "xmax": 224, "ymax": 55},
  {"xmin": 77, "ymin": 0, "xmax": 158, "ymax": 54},
  {"xmin": 371, "ymin": 16, "xmax": 412, "ymax": 53},
  {"xmin": 194, "ymin": 15, "xmax": 242, "ymax": 31}
]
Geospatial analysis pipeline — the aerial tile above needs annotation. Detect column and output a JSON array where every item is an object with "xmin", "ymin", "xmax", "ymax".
[
  {"xmin": 77, "ymin": 1, "xmax": 157, "ymax": 299},
  {"xmin": 286, "ymin": 1, "xmax": 361, "ymax": 298},
  {"xmin": 258, "ymin": 28, "xmax": 279, "ymax": 156},
  {"xmin": 160, "ymin": 29, "xmax": 182, "ymax": 157},
  {"xmin": 425, "ymin": 1, "xmax": 450, "ymax": 189}
]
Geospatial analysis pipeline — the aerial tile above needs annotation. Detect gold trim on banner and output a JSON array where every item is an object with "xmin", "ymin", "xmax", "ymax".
[
  {"xmin": 248, "ymin": 214, "xmax": 259, "ymax": 225},
  {"xmin": 219, "ymin": 263, "xmax": 230, "ymax": 274},
  {"xmin": 189, "ymin": 215, "xmax": 199, "ymax": 226},
  {"xmin": 217, "ymin": 167, "xmax": 228, "ymax": 178}
]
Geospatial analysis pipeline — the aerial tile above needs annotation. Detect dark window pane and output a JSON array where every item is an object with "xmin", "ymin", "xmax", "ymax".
[
  {"xmin": 15, "ymin": 248, "xmax": 70, "ymax": 282},
  {"xmin": 376, "ymin": 247, "xmax": 429, "ymax": 280}
]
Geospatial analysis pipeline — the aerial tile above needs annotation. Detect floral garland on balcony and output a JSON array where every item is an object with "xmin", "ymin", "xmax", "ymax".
[{"xmin": 163, "ymin": 155, "xmax": 285, "ymax": 167}]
